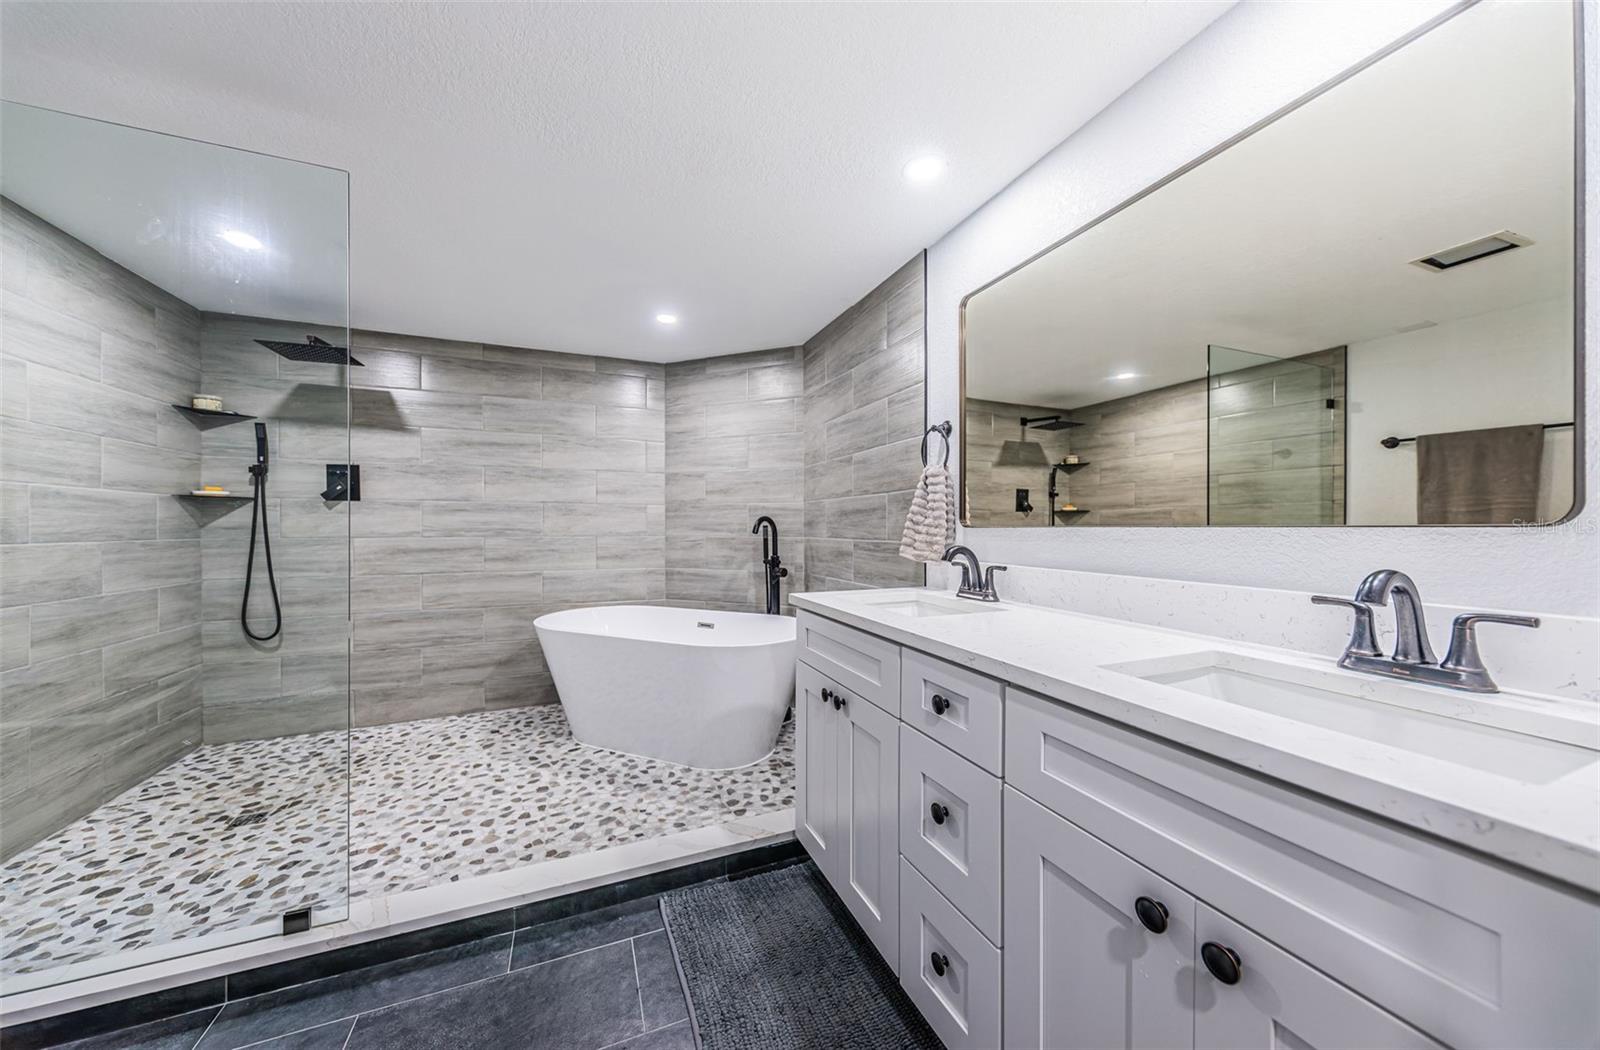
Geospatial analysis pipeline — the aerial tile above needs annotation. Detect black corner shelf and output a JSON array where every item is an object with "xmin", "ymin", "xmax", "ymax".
[
  {"xmin": 1058, "ymin": 461, "xmax": 1090, "ymax": 470},
  {"xmin": 173, "ymin": 493, "xmax": 254, "ymax": 503},
  {"xmin": 1054, "ymin": 507, "xmax": 1091, "ymax": 515},
  {"xmin": 171, "ymin": 404, "xmax": 256, "ymax": 425}
]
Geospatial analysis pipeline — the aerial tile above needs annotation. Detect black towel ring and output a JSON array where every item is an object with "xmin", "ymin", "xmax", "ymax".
[{"xmin": 921, "ymin": 421, "xmax": 952, "ymax": 467}]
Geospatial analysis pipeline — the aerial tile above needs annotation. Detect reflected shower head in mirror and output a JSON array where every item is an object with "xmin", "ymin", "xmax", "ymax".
[
  {"xmin": 254, "ymin": 335, "xmax": 363, "ymax": 366},
  {"xmin": 1020, "ymin": 414, "xmax": 1079, "ymax": 431}
]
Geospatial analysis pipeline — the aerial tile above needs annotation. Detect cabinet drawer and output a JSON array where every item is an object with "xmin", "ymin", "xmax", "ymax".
[
  {"xmin": 796, "ymin": 611, "xmax": 900, "ymax": 714},
  {"xmin": 900, "ymin": 647, "xmax": 1003, "ymax": 774},
  {"xmin": 1006, "ymin": 686, "xmax": 1600, "ymax": 1050},
  {"xmin": 899, "ymin": 859, "xmax": 1001, "ymax": 1050},
  {"xmin": 899, "ymin": 725, "xmax": 1002, "ymax": 942},
  {"xmin": 1195, "ymin": 902, "xmax": 1442, "ymax": 1050}
]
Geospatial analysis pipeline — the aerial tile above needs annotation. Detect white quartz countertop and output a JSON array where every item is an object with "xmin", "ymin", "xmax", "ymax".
[{"xmin": 790, "ymin": 587, "xmax": 1600, "ymax": 896}]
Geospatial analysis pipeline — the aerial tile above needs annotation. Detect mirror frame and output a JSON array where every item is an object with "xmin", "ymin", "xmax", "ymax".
[{"xmin": 957, "ymin": 0, "xmax": 1586, "ymax": 528}]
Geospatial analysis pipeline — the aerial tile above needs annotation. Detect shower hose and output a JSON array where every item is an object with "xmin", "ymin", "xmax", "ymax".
[{"xmin": 241, "ymin": 460, "xmax": 283, "ymax": 641}]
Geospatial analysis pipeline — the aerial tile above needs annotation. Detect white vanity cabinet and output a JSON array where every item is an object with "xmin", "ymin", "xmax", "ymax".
[
  {"xmin": 1191, "ymin": 903, "xmax": 1443, "ymax": 1050},
  {"xmin": 792, "ymin": 609, "xmax": 1600, "ymax": 1050},
  {"xmin": 1003, "ymin": 788, "xmax": 1195, "ymax": 1050},
  {"xmin": 794, "ymin": 658, "xmax": 900, "ymax": 967}
]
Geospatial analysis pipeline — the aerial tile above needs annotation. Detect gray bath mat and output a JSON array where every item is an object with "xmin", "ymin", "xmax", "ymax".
[{"xmin": 659, "ymin": 861, "xmax": 943, "ymax": 1050}]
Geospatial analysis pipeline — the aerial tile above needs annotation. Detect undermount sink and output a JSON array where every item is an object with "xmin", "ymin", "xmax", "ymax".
[
  {"xmin": 861, "ymin": 595, "xmax": 1004, "ymax": 618},
  {"xmin": 1106, "ymin": 650, "xmax": 1598, "ymax": 784}
]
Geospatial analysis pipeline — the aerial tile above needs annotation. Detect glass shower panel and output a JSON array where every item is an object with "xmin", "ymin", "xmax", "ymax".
[
  {"xmin": 0, "ymin": 102, "xmax": 351, "ymax": 991},
  {"xmin": 1207, "ymin": 344, "xmax": 1346, "ymax": 525}
]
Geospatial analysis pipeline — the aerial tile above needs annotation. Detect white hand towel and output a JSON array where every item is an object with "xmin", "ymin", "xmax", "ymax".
[{"xmin": 898, "ymin": 464, "xmax": 955, "ymax": 562}]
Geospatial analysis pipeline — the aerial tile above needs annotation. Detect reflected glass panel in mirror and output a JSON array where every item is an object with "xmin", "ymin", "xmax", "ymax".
[{"xmin": 960, "ymin": 0, "xmax": 1578, "ymax": 527}]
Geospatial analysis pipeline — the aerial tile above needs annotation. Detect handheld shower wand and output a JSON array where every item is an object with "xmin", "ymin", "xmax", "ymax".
[{"xmin": 241, "ymin": 422, "xmax": 282, "ymax": 641}]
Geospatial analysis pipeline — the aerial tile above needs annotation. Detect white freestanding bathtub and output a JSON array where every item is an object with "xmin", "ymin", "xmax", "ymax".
[{"xmin": 534, "ymin": 605, "xmax": 797, "ymax": 770}]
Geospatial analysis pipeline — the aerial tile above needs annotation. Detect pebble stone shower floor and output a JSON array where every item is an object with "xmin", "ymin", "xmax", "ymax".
[{"xmin": 0, "ymin": 705, "xmax": 794, "ymax": 978}]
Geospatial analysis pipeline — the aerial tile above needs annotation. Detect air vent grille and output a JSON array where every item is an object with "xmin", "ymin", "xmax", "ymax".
[{"xmin": 1412, "ymin": 231, "xmax": 1531, "ymax": 272}]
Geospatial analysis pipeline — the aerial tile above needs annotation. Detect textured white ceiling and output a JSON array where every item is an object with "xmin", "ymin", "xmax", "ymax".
[
  {"xmin": 965, "ymin": 0, "xmax": 1574, "ymax": 408},
  {"xmin": 0, "ymin": 1, "xmax": 1230, "ymax": 361}
]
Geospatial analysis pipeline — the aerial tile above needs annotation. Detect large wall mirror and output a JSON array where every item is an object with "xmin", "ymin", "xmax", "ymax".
[{"xmin": 961, "ymin": 0, "xmax": 1580, "ymax": 528}]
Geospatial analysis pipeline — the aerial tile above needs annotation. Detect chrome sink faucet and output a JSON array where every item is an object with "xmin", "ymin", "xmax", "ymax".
[
  {"xmin": 1312, "ymin": 569, "xmax": 1538, "ymax": 693},
  {"xmin": 942, "ymin": 545, "xmax": 1006, "ymax": 602}
]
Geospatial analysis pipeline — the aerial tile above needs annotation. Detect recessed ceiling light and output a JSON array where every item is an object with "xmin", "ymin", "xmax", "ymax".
[
  {"xmin": 219, "ymin": 229, "xmax": 263, "ymax": 251},
  {"xmin": 1109, "ymin": 371, "xmax": 1139, "ymax": 381},
  {"xmin": 902, "ymin": 155, "xmax": 946, "ymax": 184},
  {"xmin": 655, "ymin": 313, "xmax": 679, "ymax": 326}
]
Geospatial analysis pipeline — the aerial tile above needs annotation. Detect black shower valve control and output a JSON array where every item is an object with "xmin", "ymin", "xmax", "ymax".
[{"xmin": 322, "ymin": 464, "xmax": 361, "ymax": 502}]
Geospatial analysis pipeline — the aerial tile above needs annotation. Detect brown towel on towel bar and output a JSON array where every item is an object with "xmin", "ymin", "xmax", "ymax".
[{"xmin": 1416, "ymin": 424, "xmax": 1544, "ymax": 524}]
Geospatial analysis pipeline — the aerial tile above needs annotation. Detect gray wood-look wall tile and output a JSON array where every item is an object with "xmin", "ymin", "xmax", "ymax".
[
  {"xmin": 28, "ymin": 589, "xmax": 160, "ymax": 663},
  {"xmin": 101, "ymin": 439, "xmax": 200, "ymax": 495},
  {"xmin": 542, "ymin": 569, "xmax": 664, "ymax": 603},
  {"xmin": 421, "ymin": 356, "xmax": 542, "ymax": 399},
  {"xmin": 102, "ymin": 624, "xmax": 201, "ymax": 696},
  {"xmin": 28, "ymin": 486, "xmax": 158, "ymax": 542},
  {"xmin": 1, "ymin": 357, "xmax": 27, "ymax": 419},
  {"xmin": 483, "ymin": 397, "xmax": 597, "ymax": 436},
  {"xmin": 1, "ymin": 542, "xmax": 102, "ymax": 607},
  {"xmin": 354, "ymin": 536, "xmax": 485, "ymax": 575},
  {"xmin": 0, "ymin": 483, "xmax": 26, "ymax": 543},
  {"xmin": 99, "ymin": 539, "xmax": 201, "ymax": 594},
  {"xmin": 0, "ymin": 288, "xmax": 103, "ymax": 380},
  {"xmin": 542, "ymin": 435, "xmax": 646, "ymax": 472},
  {"xmin": 352, "ymin": 609, "xmax": 485, "ymax": 651},
  {"xmin": 482, "ymin": 466, "xmax": 594, "ymax": 504},
  {"xmin": 1, "ymin": 201, "xmax": 211, "ymax": 856},
  {"xmin": 354, "ymin": 387, "xmax": 484, "ymax": 431},
  {"xmin": 359, "ymin": 462, "xmax": 486, "ymax": 502},
  {"xmin": 485, "ymin": 535, "xmax": 595, "ymax": 572},
  {"xmin": 421, "ymin": 572, "xmax": 544, "ymax": 609},
  {"xmin": 0, "ymin": 607, "xmax": 29, "ymax": 671},
  {"xmin": 1, "ymin": 418, "xmax": 102, "ymax": 487},
  {"xmin": 423, "ymin": 428, "xmax": 542, "ymax": 466},
  {"xmin": 422, "ymin": 501, "xmax": 543, "ymax": 536},
  {"xmin": 348, "ymin": 348, "xmax": 421, "ymax": 390},
  {"xmin": 541, "ymin": 369, "xmax": 648, "ymax": 408}
]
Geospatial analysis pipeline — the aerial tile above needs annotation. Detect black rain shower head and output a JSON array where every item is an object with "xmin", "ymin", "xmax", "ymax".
[
  {"xmin": 1020, "ymin": 414, "xmax": 1080, "ymax": 432},
  {"xmin": 254, "ymin": 335, "xmax": 363, "ymax": 366}
]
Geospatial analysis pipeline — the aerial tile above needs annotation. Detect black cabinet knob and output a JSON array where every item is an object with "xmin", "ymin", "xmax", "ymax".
[
  {"xmin": 1201, "ymin": 942, "xmax": 1242, "ymax": 985},
  {"xmin": 833, "ymin": 693, "xmax": 846, "ymax": 710},
  {"xmin": 1134, "ymin": 896, "xmax": 1168, "ymax": 934},
  {"xmin": 930, "ymin": 802, "xmax": 951, "ymax": 826},
  {"xmin": 930, "ymin": 952, "xmax": 949, "ymax": 977},
  {"xmin": 931, "ymin": 693, "xmax": 950, "ymax": 715},
  {"xmin": 820, "ymin": 688, "xmax": 831, "ymax": 703}
]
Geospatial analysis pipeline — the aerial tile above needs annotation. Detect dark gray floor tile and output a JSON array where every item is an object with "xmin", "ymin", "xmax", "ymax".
[
  {"xmin": 723, "ymin": 840, "xmax": 804, "ymax": 879},
  {"xmin": 52, "ymin": 1006, "xmax": 219, "ymax": 1050},
  {"xmin": 248, "ymin": 1018, "xmax": 357, "ymax": 1049},
  {"xmin": 345, "ymin": 940, "xmax": 644, "ymax": 1050},
  {"xmin": 616, "ymin": 860, "xmax": 725, "ymax": 903},
  {"xmin": 511, "ymin": 896, "xmax": 662, "ymax": 969},
  {"xmin": 196, "ymin": 934, "xmax": 510, "ymax": 1050},
  {"xmin": 229, "ymin": 911, "xmax": 512, "ymax": 998},
  {"xmin": 610, "ymin": 1020, "xmax": 695, "ymax": 1050},
  {"xmin": 513, "ymin": 883, "xmax": 618, "ymax": 930},
  {"xmin": 632, "ymin": 931, "xmax": 689, "ymax": 1030},
  {"xmin": 3, "ymin": 981, "xmax": 226, "ymax": 1050}
]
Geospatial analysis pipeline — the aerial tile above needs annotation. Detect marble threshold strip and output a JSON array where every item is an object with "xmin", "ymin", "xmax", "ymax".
[{"xmin": 0, "ymin": 809, "xmax": 796, "ymax": 1026}]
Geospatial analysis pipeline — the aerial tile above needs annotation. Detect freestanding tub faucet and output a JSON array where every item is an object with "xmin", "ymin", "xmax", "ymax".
[{"xmin": 751, "ymin": 516, "xmax": 786, "ymax": 615}]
